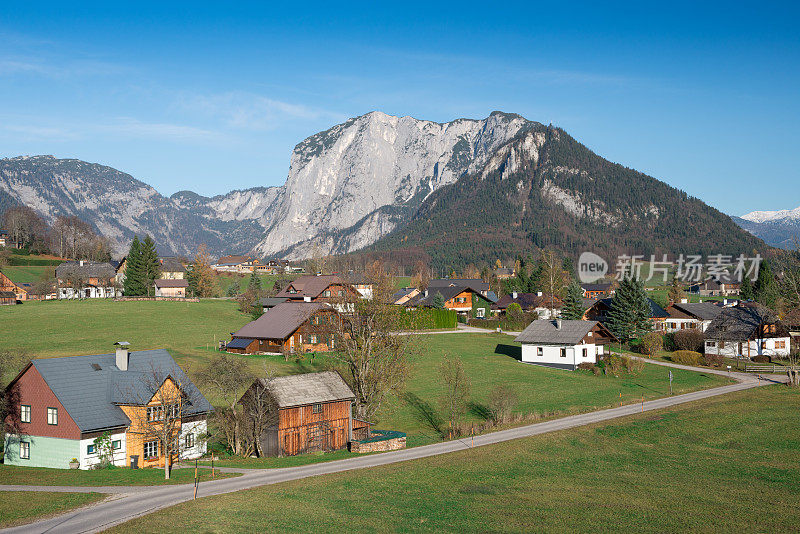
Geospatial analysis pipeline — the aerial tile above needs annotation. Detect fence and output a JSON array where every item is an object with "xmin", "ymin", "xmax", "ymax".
[{"xmin": 742, "ymin": 363, "xmax": 792, "ymax": 373}]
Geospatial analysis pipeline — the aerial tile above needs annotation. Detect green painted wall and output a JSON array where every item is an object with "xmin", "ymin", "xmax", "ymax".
[{"xmin": 4, "ymin": 434, "xmax": 80, "ymax": 469}]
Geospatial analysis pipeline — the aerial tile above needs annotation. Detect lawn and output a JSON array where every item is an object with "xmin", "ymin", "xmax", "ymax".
[
  {"xmin": 0, "ymin": 465, "xmax": 236, "ymax": 486},
  {"xmin": 2, "ymin": 265, "xmax": 54, "ymax": 284},
  {"xmin": 0, "ymin": 491, "xmax": 105, "ymax": 528},
  {"xmin": 214, "ymin": 272, "xmax": 300, "ymax": 296},
  {"xmin": 108, "ymin": 386, "xmax": 800, "ymax": 533}
]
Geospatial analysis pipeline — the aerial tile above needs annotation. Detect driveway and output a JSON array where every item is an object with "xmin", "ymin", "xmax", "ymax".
[{"xmin": 0, "ymin": 365, "xmax": 783, "ymax": 534}]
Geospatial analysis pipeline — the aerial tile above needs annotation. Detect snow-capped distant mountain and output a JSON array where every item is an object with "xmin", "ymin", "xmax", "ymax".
[{"xmin": 733, "ymin": 207, "xmax": 800, "ymax": 249}]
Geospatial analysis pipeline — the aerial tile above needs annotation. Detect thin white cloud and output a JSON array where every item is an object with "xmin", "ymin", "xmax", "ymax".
[{"xmin": 101, "ymin": 117, "xmax": 221, "ymax": 141}]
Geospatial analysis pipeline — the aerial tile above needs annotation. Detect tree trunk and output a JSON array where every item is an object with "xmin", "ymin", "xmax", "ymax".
[{"xmin": 164, "ymin": 453, "xmax": 171, "ymax": 479}]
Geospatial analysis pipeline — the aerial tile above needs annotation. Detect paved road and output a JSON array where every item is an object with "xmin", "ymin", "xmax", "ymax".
[{"xmin": 1, "ymin": 366, "xmax": 783, "ymax": 534}]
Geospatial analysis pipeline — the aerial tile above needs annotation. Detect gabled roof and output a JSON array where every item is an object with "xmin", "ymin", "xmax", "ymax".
[
  {"xmin": 258, "ymin": 371, "xmax": 354, "ymax": 409},
  {"xmin": 215, "ymin": 255, "xmax": 252, "ymax": 266},
  {"xmin": 55, "ymin": 261, "xmax": 116, "ymax": 280},
  {"xmin": 258, "ymin": 296, "xmax": 289, "ymax": 308},
  {"xmin": 669, "ymin": 302, "xmax": 723, "ymax": 321},
  {"xmin": 232, "ymin": 302, "xmax": 331, "ymax": 340},
  {"xmin": 493, "ymin": 293, "xmax": 563, "ymax": 310},
  {"xmin": 516, "ymin": 319, "xmax": 602, "ymax": 345},
  {"xmin": 595, "ymin": 297, "xmax": 669, "ymax": 319},
  {"xmin": 412, "ymin": 285, "xmax": 477, "ymax": 306},
  {"xmin": 276, "ymin": 275, "xmax": 348, "ymax": 299},
  {"xmin": 581, "ymin": 282, "xmax": 612, "ymax": 292},
  {"xmin": 705, "ymin": 303, "xmax": 782, "ymax": 341},
  {"xmin": 14, "ymin": 349, "xmax": 212, "ymax": 433},
  {"xmin": 159, "ymin": 257, "xmax": 186, "ymax": 273},
  {"xmin": 428, "ymin": 278, "xmax": 490, "ymax": 293},
  {"xmin": 154, "ymin": 279, "xmax": 189, "ymax": 288}
]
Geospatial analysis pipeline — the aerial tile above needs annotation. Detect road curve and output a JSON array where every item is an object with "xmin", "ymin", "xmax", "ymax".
[{"xmin": 1, "ymin": 370, "xmax": 782, "ymax": 534}]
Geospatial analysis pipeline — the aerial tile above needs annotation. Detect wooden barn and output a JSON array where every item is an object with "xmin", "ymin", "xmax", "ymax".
[
  {"xmin": 238, "ymin": 371, "xmax": 369, "ymax": 457},
  {"xmin": 226, "ymin": 302, "xmax": 338, "ymax": 354}
]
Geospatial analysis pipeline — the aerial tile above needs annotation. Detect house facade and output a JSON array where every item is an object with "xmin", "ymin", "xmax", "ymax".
[
  {"xmin": 704, "ymin": 302, "xmax": 790, "ymax": 358},
  {"xmin": 227, "ymin": 302, "xmax": 338, "ymax": 354},
  {"xmin": 492, "ymin": 292, "xmax": 563, "ymax": 319},
  {"xmin": 3, "ymin": 345, "xmax": 211, "ymax": 469},
  {"xmin": 663, "ymin": 301, "xmax": 722, "ymax": 333},
  {"xmin": 276, "ymin": 275, "xmax": 360, "ymax": 306},
  {"xmin": 515, "ymin": 319, "xmax": 617, "ymax": 370},
  {"xmin": 55, "ymin": 261, "xmax": 118, "ymax": 299},
  {"xmin": 581, "ymin": 282, "xmax": 613, "ymax": 299},
  {"xmin": 238, "ymin": 371, "xmax": 368, "ymax": 457},
  {"xmin": 213, "ymin": 255, "xmax": 259, "ymax": 273},
  {"xmin": 154, "ymin": 279, "xmax": 189, "ymax": 298},
  {"xmin": 584, "ymin": 297, "xmax": 669, "ymax": 331},
  {"xmin": 0, "ymin": 271, "xmax": 27, "ymax": 301}
]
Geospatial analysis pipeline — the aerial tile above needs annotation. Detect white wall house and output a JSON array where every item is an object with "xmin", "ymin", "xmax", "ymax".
[
  {"xmin": 664, "ymin": 301, "xmax": 723, "ymax": 333},
  {"xmin": 515, "ymin": 319, "xmax": 617, "ymax": 371},
  {"xmin": 704, "ymin": 303, "xmax": 790, "ymax": 359},
  {"xmin": 704, "ymin": 337, "xmax": 790, "ymax": 358}
]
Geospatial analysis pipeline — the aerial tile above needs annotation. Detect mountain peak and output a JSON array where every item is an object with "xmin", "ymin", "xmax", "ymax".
[{"xmin": 741, "ymin": 206, "xmax": 800, "ymax": 223}]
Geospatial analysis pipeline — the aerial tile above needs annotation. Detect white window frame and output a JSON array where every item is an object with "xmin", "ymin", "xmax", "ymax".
[
  {"xmin": 143, "ymin": 440, "xmax": 159, "ymax": 459},
  {"xmin": 20, "ymin": 404, "xmax": 31, "ymax": 423},
  {"xmin": 47, "ymin": 407, "xmax": 58, "ymax": 425},
  {"xmin": 537, "ymin": 347, "xmax": 543, "ymax": 357},
  {"xmin": 20, "ymin": 441, "xmax": 30, "ymax": 460},
  {"xmin": 312, "ymin": 403, "xmax": 322, "ymax": 414},
  {"xmin": 185, "ymin": 433, "xmax": 194, "ymax": 448},
  {"xmin": 112, "ymin": 440, "xmax": 122, "ymax": 450},
  {"xmin": 310, "ymin": 334, "xmax": 318, "ymax": 344}
]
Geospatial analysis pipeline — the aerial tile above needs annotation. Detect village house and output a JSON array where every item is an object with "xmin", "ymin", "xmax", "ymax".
[
  {"xmin": 428, "ymin": 278, "xmax": 493, "ymax": 299},
  {"xmin": 688, "ymin": 274, "xmax": 741, "ymax": 296},
  {"xmin": 226, "ymin": 302, "xmax": 338, "ymax": 354},
  {"xmin": 515, "ymin": 318, "xmax": 617, "ymax": 370},
  {"xmin": 344, "ymin": 271, "xmax": 374, "ymax": 300},
  {"xmin": 158, "ymin": 257, "xmax": 186, "ymax": 279},
  {"xmin": 0, "ymin": 271, "xmax": 28, "ymax": 302},
  {"xmin": 663, "ymin": 300, "xmax": 723, "ymax": 332},
  {"xmin": 212, "ymin": 255, "xmax": 259, "ymax": 273},
  {"xmin": 0, "ymin": 290, "xmax": 16, "ymax": 305},
  {"xmin": 704, "ymin": 302, "xmax": 790, "ymax": 359},
  {"xmin": 580, "ymin": 282, "xmax": 614, "ymax": 299},
  {"xmin": 276, "ymin": 275, "xmax": 360, "ymax": 307},
  {"xmin": 584, "ymin": 297, "xmax": 670, "ymax": 331},
  {"xmin": 258, "ymin": 296, "xmax": 289, "ymax": 313},
  {"xmin": 408, "ymin": 284, "xmax": 496, "ymax": 317},
  {"xmin": 3, "ymin": 344, "xmax": 211, "ymax": 469},
  {"xmin": 238, "ymin": 371, "xmax": 370, "ymax": 457},
  {"xmin": 781, "ymin": 308, "xmax": 800, "ymax": 353},
  {"xmin": 55, "ymin": 261, "xmax": 118, "ymax": 299},
  {"xmin": 494, "ymin": 267, "xmax": 515, "ymax": 280},
  {"xmin": 154, "ymin": 279, "xmax": 189, "ymax": 298},
  {"xmin": 492, "ymin": 291, "xmax": 563, "ymax": 319},
  {"xmin": 390, "ymin": 287, "xmax": 420, "ymax": 305}
]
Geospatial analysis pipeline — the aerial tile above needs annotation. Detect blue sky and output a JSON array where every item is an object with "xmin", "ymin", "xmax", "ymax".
[{"xmin": 0, "ymin": 2, "xmax": 797, "ymax": 214}]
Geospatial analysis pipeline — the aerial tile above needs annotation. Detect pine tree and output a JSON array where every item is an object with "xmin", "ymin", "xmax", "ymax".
[
  {"xmin": 740, "ymin": 275, "xmax": 754, "ymax": 300},
  {"xmin": 606, "ymin": 275, "xmax": 652, "ymax": 341},
  {"xmin": 247, "ymin": 271, "xmax": 261, "ymax": 293},
  {"xmin": 754, "ymin": 259, "xmax": 779, "ymax": 309},
  {"xmin": 561, "ymin": 279, "xmax": 585, "ymax": 320},
  {"xmin": 139, "ymin": 235, "xmax": 161, "ymax": 295},
  {"xmin": 432, "ymin": 292, "xmax": 446, "ymax": 309},
  {"xmin": 122, "ymin": 236, "xmax": 145, "ymax": 296}
]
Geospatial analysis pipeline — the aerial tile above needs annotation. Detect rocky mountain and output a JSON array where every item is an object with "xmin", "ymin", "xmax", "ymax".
[
  {"xmin": 0, "ymin": 111, "xmax": 769, "ymax": 264},
  {"xmin": 365, "ymin": 124, "xmax": 767, "ymax": 270},
  {"xmin": 734, "ymin": 208, "xmax": 800, "ymax": 249}
]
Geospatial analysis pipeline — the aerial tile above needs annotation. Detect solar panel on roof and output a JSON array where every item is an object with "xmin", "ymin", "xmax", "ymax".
[{"xmin": 226, "ymin": 338, "xmax": 254, "ymax": 349}]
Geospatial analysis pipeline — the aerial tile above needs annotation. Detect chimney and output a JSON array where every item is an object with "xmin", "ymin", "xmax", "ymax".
[
  {"xmin": 537, "ymin": 291, "xmax": 543, "ymax": 297},
  {"xmin": 556, "ymin": 318, "xmax": 562, "ymax": 329},
  {"xmin": 424, "ymin": 289, "xmax": 428, "ymax": 297},
  {"xmin": 114, "ymin": 341, "xmax": 130, "ymax": 371},
  {"xmin": 303, "ymin": 296, "xmax": 311, "ymax": 302},
  {"xmin": 512, "ymin": 292, "xmax": 518, "ymax": 299},
  {"xmin": 79, "ymin": 260, "xmax": 85, "ymax": 267}
]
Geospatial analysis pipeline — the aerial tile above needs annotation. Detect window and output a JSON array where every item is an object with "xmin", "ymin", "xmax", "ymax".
[
  {"xmin": 20, "ymin": 405, "xmax": 30, "ymax": 423},
  {"xmin": 185, "ymin": 433, "xmax": 194, "ymax": 448},
  {"xmin": 537, "ymin": 347, "xmax": 543, "ymax": 357},
  {"xmin": 323, "ymin": 290, "xmax": 331, "ymax": 297},
  {"xmin": 330, "ymin": 334, "xmax": 335, "ymax": 349},
  {"xmin": 582, "ymin": 348, "xmax": 588, "ymax": 358},
  {"xmin": 761, "ymin": 341, "xmax": 767, "ymax": 350},
  {"xmin": 143, "ymin": 440, "xmax": 159, "ymax": 459},
  {"xmin": 19, "ymin": 441, "xmax": 29, "ymax": 460},
  {"xmin": 706, "ymin": 341, "xmax": 714, "ymax": 347},
  {"xmin": 47, "ymin": 407, "xmax": 58, "ymax": 425},
  {"xmin": 310, "ymin": 335, "xmax": 318, "ymax": 344},
  {"xmin": 87, "ymin": 444, "xmax": 96, "ymax": 455},
  {"xmin": 147, "ymin": 405, "xmax": 162, "ymax": 422},
  {"xmin": 338, "ymin": 290, "xmax": 344, "ymax": 296},
  {"xmin": 112, "ymin": 440, "xmax": 122, "ymax": 450},
  {"xmin": 476, "ymin": 308, "xmax": 485, "ymax": 318},
  {"xmin": 560, "ymin": 348, "xmax": 567, "ymax": 358},
  {"xmin": 776, "ymin": 340, "xmax": 786, "ymax": 349},
  {"xmin": 312, "ymin": 403, "xmax": 322, "ymax": 414}
]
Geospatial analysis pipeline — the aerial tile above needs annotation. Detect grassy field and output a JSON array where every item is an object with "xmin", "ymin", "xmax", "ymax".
[
  {"xmin": 0, "ymin": 491, "xmax": 104, "ymax": 528},
  {"xmin": 1, "ymin": 265, "xmax": 54, "ymax": 284},
  {"xmin": 214, "ymin": 272, "xmax": 300, "ymax": 296},
  {"xmin": 0, "ymin": 465, "xmax": 236, "ymax": 486},
  {"xmin": 109, "ymin": 386, "xmax": 800, "ymax": 533}
]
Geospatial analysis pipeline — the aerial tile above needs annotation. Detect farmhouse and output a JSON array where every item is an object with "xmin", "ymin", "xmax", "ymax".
[
  {"xmin": 584, "ymin": 297, "xmax": 669, "ymax": 331},
  {"xmin": 227, "ymin": 302, "xmax": 338, "ymax": 354},
  {"xmin": 428, "ymin": 278, "xmax": 493, "ymax": 299},
  {"xmin": 663, "ymin": 301, "xmax": 723, "ymax": 332},
  {"xmin": 0, "ymin": 290, "xmax": 16, "ymax": 305},
  {"xmin": 409, "ymin": 285, "xmax": 495, "ymax": 317},
  {"xmin": 258, "ymin": 296, "xmax": 289, "ymax": 312},
  {"xmin": 154, "ymin": 278, "xmax": 189, "ymax": 298},
  {"xmin": 213, "ymin": 255, "xmax": 258, "ymax": 273},
  {"xmin": 159, "ymin": 257, "xmax": 187, "ymax": 279},
  {"xmin": 390, "ymin": 287, "xmax": 420, "ymax": 305},
  {"xmin": 492, "ymin": 292, "xmax": 563, "ymax": 319},
  {"xmin": 276, "ymin": 275, "xmax": 360, "ymax": 304},
  {"xmin": 0, "ymin": 271, "xmax": 27, "ymax": 301},
  {"xmin": 704, "ymin": 302, "xmax": 790, "ymax": 358},
  {"xmin": 3, "ymin": 344, "xmax": 211, "ymax": 469},
  {"xmin": 238, "ymin": 371, "xmax": 369, "ymax": 457},
  {"xmin": 55, "ymin": 260, "xmax": 118, "ymax": 299},
  {"xmin": 688, "ymin": 274, "xmax": 741, "ymax": 296},
  {"xmin": 580, "ymin": 282, "xmax": 613, "ymax": 299},
  {"xmin": 515, "ymin": 318, "xmax": 617, "ymax": 370}
]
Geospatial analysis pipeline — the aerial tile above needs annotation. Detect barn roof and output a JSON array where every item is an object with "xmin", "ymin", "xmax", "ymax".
[
  {"xmin": 275, "ymin": 275, "xmax": 347, "ymax": 299},
  {"xmin": 704, "ymin": 303, "xmax": 781, "ymax": 341},
  {"xmin": 154, "ymin": 279, "xmax": 189, "ymax": 288},
  {"xmin": 260, "ymin": 371, "xmax": 354, "ymax": 408},
  {"xmin": 232, "ymin": 302, "xmax": 330, "ymax": 341},
  {"xmin": 18, "ymin": 349, "xmax": 212, "ymax": 433},
  {"xmin": 55, "ymin": 261, "xmax": 116, "ymax": 280},
  {"xmin": 515, "ymin": 319, "xmax": 600, "ymax": 345},
  {"xmin": 669, "ymin": 302, "xmax": 723, "ymax": 321}
]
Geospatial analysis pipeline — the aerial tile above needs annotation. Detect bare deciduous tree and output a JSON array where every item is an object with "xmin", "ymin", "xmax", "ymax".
[
  {"xmin": 238, "ymin": 368, "xmax": 278, "ymax": 457},
  {"xmin": 439, "ymin": 354, "xmax": 470, "ymax": 438}
]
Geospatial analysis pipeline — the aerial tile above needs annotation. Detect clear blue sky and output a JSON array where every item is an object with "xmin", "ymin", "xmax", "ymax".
[{"xmin": 1, "ymin": 2, "xmax": 797, "ymax": 215}]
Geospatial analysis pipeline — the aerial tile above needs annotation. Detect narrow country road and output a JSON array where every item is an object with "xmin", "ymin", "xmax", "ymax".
[{"xmin": 0, "ymin": 364, "xmax": 784, "ymax": 534}]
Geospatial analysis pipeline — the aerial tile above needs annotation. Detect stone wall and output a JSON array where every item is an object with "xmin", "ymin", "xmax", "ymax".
[{"xmin": 349, "ymin": 436, "xmax": 406, "ymax": 454}]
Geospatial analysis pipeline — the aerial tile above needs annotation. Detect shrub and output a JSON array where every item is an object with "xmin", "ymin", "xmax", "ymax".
[
  {"xmin": 577, "ymin": 362, "xmax": 595, "ymax": 370},
  {"xmin": 602, "ymin": 354, "xmax": 642, "ymax": 377},
  {"xmin": 753, "ymin": 355, "xmax": 771, "ymax": 363},
  {"xmin": 506, "ymin": 302, "xmax": 523, "ymax": 317},
  {"xmin": 672, "ymin": 350, "xmax": 703, "ymax": 366},
  {"xmin": 673, "ymin": 329, "xmax": 704, "ymax": 352},
  {"xmin": 639, "ymin": 332, "xmax": 663, "ymax": 357},
  {"xmin": 487, "ymin": 385, "xmax": 518, "ymax": 425},
  {"xmin": 703, "ymin": 353, "xmax": 723, "ymax": 367}
]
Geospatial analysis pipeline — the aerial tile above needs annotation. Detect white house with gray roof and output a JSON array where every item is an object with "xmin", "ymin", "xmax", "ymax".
[{"xmin": 515, "ymin": 319, "xmax": 617, "ymax": 370}]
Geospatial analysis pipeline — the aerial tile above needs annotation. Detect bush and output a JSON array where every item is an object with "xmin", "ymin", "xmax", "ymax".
[
  {"xmin": 753, "ymin": 355, "xmax": 771, "ymax": 363},
  {"xmin": 577, "ymin": 361, "xmax": 601, "ymax": 375},
  {"xmin": 400, "ymin": 308, "xmax": 458, "ymax": 330},
  {"xmin": 703, "ymin": 353, "xmax": 723, "ymax": 367},
  {"xmin": 487, "ymin": 385, "xmax": 518, "ymax": 425},
  {"xmin": 672, "ymin": 350, "xmax": 703, "ymax": 366},
  {"xmin": 602, "ymin": 354, "xmax": 643, "ymax": 377},
  {"xmin": 506, "ymin": 302, "xmax": 523, "ymax": 317},
  {"xmin": 673, "ymin": 329, "xmax": 704, "ymax": 352},
  {"xmin": 662, "ymin": 333, "xmax": 676, "ymax": 352},
  {"xmin": 639, "ymin": 332, "xmax": 663, "ymax": 357}
]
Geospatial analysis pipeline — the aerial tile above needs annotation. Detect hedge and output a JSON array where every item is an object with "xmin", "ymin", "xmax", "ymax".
[{"xmin": 399, "ymin": 308, "xmax": 457, "ymax": 330}]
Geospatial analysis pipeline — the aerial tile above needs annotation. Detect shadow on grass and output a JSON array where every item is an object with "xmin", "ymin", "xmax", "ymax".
[
  {"xmin": 495, "ymin": 344, "xmax": 521, "ymax": 361},
  {"xmin": 468, "ymin": 402, "xmax": 492, "ymax": 421},
  {"xmin": 403, "ymin": 392, "xmax": 443, "ymax": 434}
]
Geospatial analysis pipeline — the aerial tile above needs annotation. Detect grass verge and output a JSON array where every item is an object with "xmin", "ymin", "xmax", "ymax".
[{"xmin": 0, "ymin": 491, "xmax": 104, "ymax": 528}]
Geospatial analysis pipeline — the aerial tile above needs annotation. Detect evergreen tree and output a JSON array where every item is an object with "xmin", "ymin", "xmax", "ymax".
[
  {"xmin": 561, "ymin": 279, "xmax": 585, "ymax": 320},
  {"xmin": 432, "ymin": 292, "xmax": 446, "ymax": 309},
  {"xmin": 740, "ymin": 274, "xmax": 754, "ymax": 300},
  {"xmin": 122, "ymin": 236, "xmax": 145, "ymax": 296},
  {"xmin": 247, "ymin": 271, "xmax": 261, "ymax": 293},
  {"xmin": 754, "ymin": 259, "xmax": 779, "ymax": 309},
  {"xmin": 606, "ymin": 275, "xmax": 652, "ymax": 341},
  {"xmin": 139, "ymin": 235, "xmax": 161, "ymax": 295}
]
